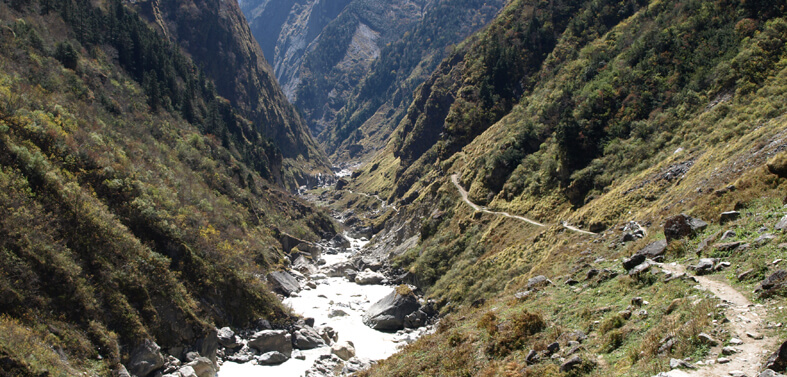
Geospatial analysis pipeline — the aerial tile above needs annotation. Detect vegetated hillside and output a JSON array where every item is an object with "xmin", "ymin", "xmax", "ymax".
[
  {"xmin": 322, "ymin": 0, "xmax": 506, "ymax": 162},
  {"xmin": 349, "ymin": 0, "xmax": 787, "ymax": 375},
  {"xmin": 0, "ymin": 0, "xmax": 335, "ymax": 375},
  {"xmin": 132, "ymin": 0, "xmax": 330, "ymax": 190}
]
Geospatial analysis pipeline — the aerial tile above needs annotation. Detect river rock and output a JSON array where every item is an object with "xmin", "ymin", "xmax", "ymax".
[
  {"xmin": 326, "ymin": 261, "xmax": 355, "ymax": 277},
  {"xmin": 293, "ymin": 326, "xmax": 326, "ymax": 350},
  {"xmin": 293, "ymin": 255, "xmax": 319, "ymax": 276},
  {"xmin": 178, "ymin": 366, "xmax": 197, "ymax": 377},
  {"xmin": 331, "ymin": 234, "xmax": 352, "ymax": 249},
  {"xmin": 403, "ymin": 310, "xmax": 427, "ymax": 328},
  {"xmin": 305, "ymin": 354, "xmax": 344, "ymax": 377},
  {"xmin": 664, "ymin": 214, "xmax": 708, "ymax": 242},
  {"xmin": 217, "ymin": 327, "xmax": 241, "ymax": 349},
  {"xmin": 185, "ymin": 357, "xmax": 215, "ymax": 377},
  {"xmin": 267, "ymin": 271, "xmax": 301, "ymax": 296},
  {"xmin": 257, "ymin": 351, "xmax": 289, "ymax": 366},
  {"xmin": 355, "ymin": 269, "xmax": 385, "ymax": 285},
  {"xmin": 342, "ymin": 357, "xmax": 372, "ymax": 374},
  {"xmin": 248, "ymin": 330, "xmax": 292, "ymax": 357},
  {"xmin": 328, "ymin": 308, "xmax": 349, "ymax": 318},
  {"xmin": 127, "ymin": 339, "xmax": 166, "ymax": 377},
  {"xmin": 759, "ymin": 370, "xmax": 786, "ymax": 377},
  {"xmin": 363, "ymin": 287, "xmax": 420, "ymax": 331},
  {"xmin": 331, "ymin": 341, "xmax": 356, "ymax": 361}
]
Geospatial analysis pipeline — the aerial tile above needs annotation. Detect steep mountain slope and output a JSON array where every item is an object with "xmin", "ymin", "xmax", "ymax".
[
  {"xmin": 0, "ymin": 0, "xmax": 335, "ymax": 375},
  {"xmin": 240, "ymin": 0, "xmax": 507, "ymax": 163},
  {"xmin": 133, "ymin": 0, "xmax": 329, "ymax": 189},
  {"xmin": 345, "ymin": 0, "xmax": 787, "ymax": 375}
]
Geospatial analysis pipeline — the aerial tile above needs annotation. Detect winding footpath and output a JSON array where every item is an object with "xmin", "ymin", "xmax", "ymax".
[
  {"xmin": 658, "ymin": 263, "xmax": 778, "ymax": 377},
  {"xmin": 449, "ymin": 174, "xmax": 596, "ymax": 235}
]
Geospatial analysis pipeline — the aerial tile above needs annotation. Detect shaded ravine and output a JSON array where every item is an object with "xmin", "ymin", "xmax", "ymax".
[
  {"xmin": 450, "ymin": 174, "xmax": 596, "ymax": 235},
  {"xmin": 658, "ymin": 262, "xmax": 778, "ymax": 377}
]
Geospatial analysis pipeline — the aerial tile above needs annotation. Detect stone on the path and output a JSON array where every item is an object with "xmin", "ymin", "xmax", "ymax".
[
  {"xmin": 257, "ymin": 351, "xmax": 289, "ymax": 366},
  {"xmin": 355, "ymin": 269, "xmax": 385, "ymax": 285},
  {"xmin": 729, "ymin": 337, "xmax": 744, "ymax": 345},
  {"xmin": 293, "ymin": 326, "xmax": 326, "ymax": 350},
  {"xmin": 248, "ymin": 330, "xmax": 292, "ymax": 356},
  {"xmin": 560, "ymin": 356, "xmax": 583, "ymax": 372},
  {"xmin": 765, "ymin": 340, "xmax": 787, "ymax": 372},
  {"xmin": 363, "ymin": 286, "xmax": 420, "ymax": 331},
  {"xmin": 722, "ymin": 346, "xmax": 738, "ymax": 355},
  {"xmin": 698, "ymin": 333, "xmax": 718, "ymax": 346},
  {"xmin": 267, "ymin": 271, "xmax": 301, "ymax": 296},
  {"xmin": 128, "ymin": 339, "xmax": 166, "ymax": 377},
  {"xmin": 720, "ymin": 211, "xmax": 740, "ymax": 224},
  {"xmin": 670, "ymin": 358, "xmax": 695, "ymax": 369},
  {"xmin": 331, "ymin": 341, "xmax": 356, "ymax": 361},
  {"xmin": 664, "ymin": 214, "xmax": 708, "ymax": 243},
  {"xmin": 729, "ymin": 371, "xmax": 747, "ymax": 377},
  {"xmin": 689, "ymin": 258, "xmax": 717, "ymax": 275},
  {"xmin": 718, "ymin": 357, "xmax": 731, "ymax": 364},
  {"xmin": 746, "ymin": 331, "xmax": 764, "ymax": 340}
]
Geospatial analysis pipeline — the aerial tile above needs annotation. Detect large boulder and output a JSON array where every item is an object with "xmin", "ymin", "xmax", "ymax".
[
  {"xmin": 248, "ymin": 330, "xmax": 292, "ymax": 357},
  {"xmin": 127, "ymin": 339, "xmax": 166, "ymax": 377},
  {"xmin": 267, "ymin": 271, "xmax": 300, "ymax": 296},
  {"xmin": 363, "ymin": 287, "xmax": 421, "ymax": 331},
  {"xmin": 664, "ymin": 214, "xmax": 708, "ymax": 243},
  {"xmin": 293, "ymin": 326, "xmax": 326, "ymax": 350}
]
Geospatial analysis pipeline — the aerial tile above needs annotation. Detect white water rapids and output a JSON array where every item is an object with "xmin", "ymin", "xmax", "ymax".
[{"xmin": 218, "ymin": 234, "xmax": 425, "ymax": 377}]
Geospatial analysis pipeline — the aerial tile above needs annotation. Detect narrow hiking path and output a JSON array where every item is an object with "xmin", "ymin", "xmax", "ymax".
[
  {"xmin": 659, "ymin": 262, "xmax": 778, "ymax": 377},
  {"xmin": 449, "ymin": 174, "xmax": 596, "ymax": 235}
]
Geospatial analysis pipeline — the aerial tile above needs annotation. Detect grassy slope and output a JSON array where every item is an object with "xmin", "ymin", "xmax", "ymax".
[
  {"xmin": 0, "ymin": 1, "xmax": 335, "ymax": 375},
  {"xmin": 354, "ymin": 0, "xmax": 787, "ymax": 375}
]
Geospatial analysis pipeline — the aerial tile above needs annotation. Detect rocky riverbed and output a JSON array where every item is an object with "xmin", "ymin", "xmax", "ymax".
[{"xmin": 217, "ymin": 233, "xmax": 435, "ymax": 377}]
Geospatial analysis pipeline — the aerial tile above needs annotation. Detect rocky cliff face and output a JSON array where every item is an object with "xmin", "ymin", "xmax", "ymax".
[
  {"xmin": 240, "ymin": 0, "xmax": 507, "ymax": 163},
  {"xmin": 133, "ymin": 0, "xmax": 329, "ymax": 189}
]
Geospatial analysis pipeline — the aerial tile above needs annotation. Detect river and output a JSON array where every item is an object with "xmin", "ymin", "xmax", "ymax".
[{"xmin": 218, "ymin": 234, "xmax": 426, "ymax": 376}]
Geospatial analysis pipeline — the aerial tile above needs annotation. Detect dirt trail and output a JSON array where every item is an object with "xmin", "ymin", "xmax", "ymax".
[
  {"xmin": 449, "ymin": 174, "xmax": 595, "ymax": 235},
  {"xmin": 659, "ymin": 263, "xmax": 778, "ymax": 377}
]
